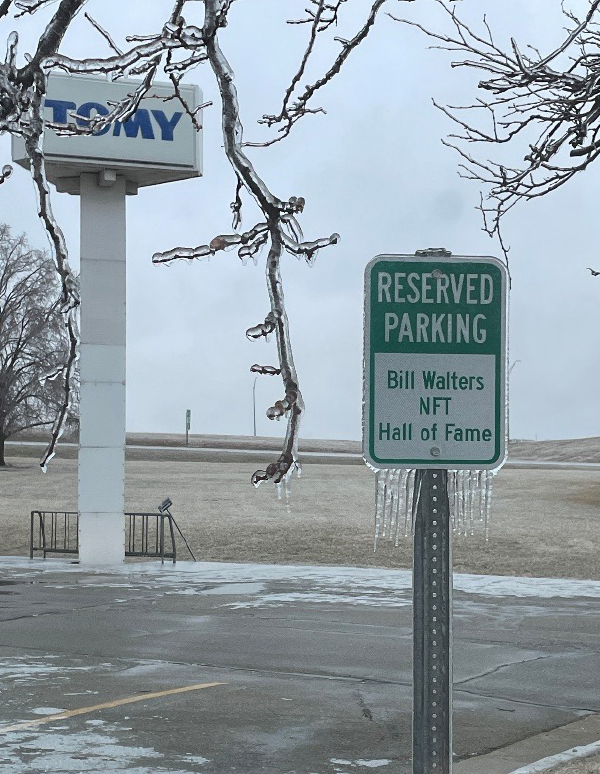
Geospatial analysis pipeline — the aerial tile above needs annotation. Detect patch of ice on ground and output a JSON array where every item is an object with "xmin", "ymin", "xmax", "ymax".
[
  {"xmin": 2, "ymin": 726, "xmax": 210, "ymax": 773},
  {"xmin": 0, "ymin": 657, "xmax": 96, "ymax": 683},
  {"xmin": 5, "ymin": 557, "xmax": 600, "ymax": 601},
  {"xmin": 31, "ymin": 707, "xmax": 65, "ymax": 715},
  {"xmin": 509, "ymin": 738, "xmax": 600, "ymax": 772},
  {"xmin": 182, "ymin": 755, "xmax": 210, "ymax": 765},
  {"xmin": 202, "ymin": 582, "xmax": 265, "ymax": 595},
  {"xmin": 330, "ymin": 760, "xmax": 392, "ymax": 769},
  {"xmin": 227, "ymin": 591, "xmax": 411, "ymax": 609}
]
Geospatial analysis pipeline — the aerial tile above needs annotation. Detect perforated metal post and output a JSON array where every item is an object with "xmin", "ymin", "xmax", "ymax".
[{"xmin": 413, "ymin": 469, "xmax": 452, "ymax": 773}]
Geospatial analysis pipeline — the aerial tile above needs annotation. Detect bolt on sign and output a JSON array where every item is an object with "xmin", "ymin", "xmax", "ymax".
[{"xmin": 363, "ymin": 254, "xmax": 508, "ymax": 470}]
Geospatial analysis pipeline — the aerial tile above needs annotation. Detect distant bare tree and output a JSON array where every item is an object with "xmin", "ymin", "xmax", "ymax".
[
  {"xmin": 0, "ymin": 0, "xmax": 413, "ymax": 484},
  {"xmin": 393, "ymin": 0, "xmax": 600, "ymax": 267},
  {"xmin": 0, "ymin": 224, "xmax": 78, "ymax": 466}
]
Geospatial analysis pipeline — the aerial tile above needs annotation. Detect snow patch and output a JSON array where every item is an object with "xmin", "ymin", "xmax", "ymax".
[
  {"xmin": 182, "ymin": 755, "xmax": 210, "ymax": 765},
  {"xmin": 5, "ymin": 558, "xmax": 600, "ymax": 603},
  {"xmin": 2, "ymin": 725, "xmax": 211, "ymax": 774},
  {"xmin": 202, "ymin": 582, "xmax": 265, "ymax": 596},
  {"xmin": 508, "ymin": 738, "xmax": 600, "ymax": 772},
  {"xmin": 31, "ymin": 707, "xmax": 65, "ymax": 715},
  {"xmin": 330, "ymin": 759, "xmax": 392, "ymax": 769},
  {"xmin": 227, "ymin": 591, "xmax": 411, "ymax": 609}
]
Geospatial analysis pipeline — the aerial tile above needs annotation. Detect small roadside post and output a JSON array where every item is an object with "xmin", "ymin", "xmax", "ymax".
[
  {"xmin": 363, "ymin": 249, "xmax": 508, "ymax": 772},
  {"xmin": 185, "ymin": 409, "xmax": 191, "ymax": 446}
]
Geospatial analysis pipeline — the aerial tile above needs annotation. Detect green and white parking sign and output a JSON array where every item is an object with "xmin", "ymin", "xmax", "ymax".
[{"xmin": 363, "ymin": 254, "xmax": 508, "ymax": 470}]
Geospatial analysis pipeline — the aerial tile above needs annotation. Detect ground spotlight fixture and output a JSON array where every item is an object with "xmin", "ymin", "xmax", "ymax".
[{"xmin": 158, "ymin": 497, "xmax": 173, "ymax": 513}]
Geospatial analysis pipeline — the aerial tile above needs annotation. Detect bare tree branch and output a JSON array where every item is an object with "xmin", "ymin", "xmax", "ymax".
[
  {"xmin": 392, "ymin": 0, "xmax": 600, "ymax": 271},
  {"xmin": 1, "ymin": 0, "xmax": 397, "ymax": 484},
  {"xmin": 17, "ymin": 0, "xmax": 87, "ymax": 87},
  {"xmin": 84, "ymin": 11, "xmax": 123, "ymax": 56},
  {"xmin": 248, "ymin": 0, "xmax": 403, "ymax": 147},
  {"xmin": 0, "ymin": 1, "xmax": 13, "ymax": 19}
]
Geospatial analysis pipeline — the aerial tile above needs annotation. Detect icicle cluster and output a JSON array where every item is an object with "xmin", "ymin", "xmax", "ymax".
[
  {"xmin": 448, "ymin": 470, "xmax": 494, "ymax": 541},
  {"xmin": 374, "ymin": 469, "xmax": 419, "ymax": 550},
  {"xmin": 373, "ymin": 469, "xmax": 494, "ymax": 550}
]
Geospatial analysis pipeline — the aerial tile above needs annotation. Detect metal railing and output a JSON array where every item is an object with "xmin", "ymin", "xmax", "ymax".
[
  {"xmin": 125, "ymin": 511, "xmax": 177, "ymax": 564},
  {"xmin": 29, "ymin": 504, "xmax": 193, "ymax": 564},
  {"xmin": 30, "ymin": 510, "xmax": 79, "ymax": 559}
]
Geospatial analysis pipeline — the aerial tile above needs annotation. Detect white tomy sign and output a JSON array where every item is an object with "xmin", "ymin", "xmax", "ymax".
[{"xmin": 12, "ymin": 74, "xmax": 202, "ymax": 189}]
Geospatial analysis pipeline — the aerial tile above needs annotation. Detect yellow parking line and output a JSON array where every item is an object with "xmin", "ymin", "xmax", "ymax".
[{"xmin": 0, "ymin": 681, "xmax": 227, "ymax": 734}]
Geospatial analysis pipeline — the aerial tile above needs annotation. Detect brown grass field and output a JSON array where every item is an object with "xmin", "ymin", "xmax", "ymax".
[{"xmin": 1, "ymin": 434, "xmax": 599, "ymax": 579}]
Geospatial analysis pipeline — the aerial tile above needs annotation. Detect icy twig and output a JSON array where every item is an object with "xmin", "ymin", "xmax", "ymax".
[
  {"xmin": 250, "ymin": 364, "xmax": 280, "ymax": 376},
  {"xmin": 390, "ymin": 0, "xmax": 600, "ymax": 249},
  {"xmin": 248, "ymin": 0, "xmax": 402, "ymax": 147},
  {"xmin": 152, "ymin": 222, "xmax": 270, "ymax": 265},
  {"xmin": 84, "ymin": 12, "xmax": 123, "ymax": 56},
  {"xmin": 0, "ymin": 164, "xmax": 12, "ymax": 184}
]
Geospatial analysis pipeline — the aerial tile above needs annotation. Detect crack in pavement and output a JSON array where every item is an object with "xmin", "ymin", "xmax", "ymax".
[
  {"xmin": 454, "ymin": 654, "xmax": 553, "ymax": 686},
  {"xmin": 454, "ymin": 684, "xmax": 597, "ymax": 715}
]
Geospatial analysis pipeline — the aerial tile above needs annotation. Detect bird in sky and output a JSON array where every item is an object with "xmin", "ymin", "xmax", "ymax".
[{"xmin": 587, "ymin": 267, "xmax": 600, "ymax": 276}]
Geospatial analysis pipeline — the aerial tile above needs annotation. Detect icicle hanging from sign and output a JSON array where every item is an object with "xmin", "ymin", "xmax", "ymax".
[
  {"xmin": 447, "ymin": 470, "xmax": 494, "ymax": 540},
  {"xmin": 374, "ymin": 468, "xmax": 419, "ymax": 550},
  {"xmin": 373, "ymin": 468, "xmax": 495, "ymax": 549}
]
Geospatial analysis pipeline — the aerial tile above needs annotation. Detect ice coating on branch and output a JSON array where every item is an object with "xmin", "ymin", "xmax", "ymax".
[
  {"xmin": 373, "ymin": 468, "xmax": 495, "ymax": 548},
  {"xmin": 2, "ymin": 0, "xmax": 388, "ymax": 491},
  {"xmin": 246, "ymin": 313, "xmax": 276, "ymax": 340},
  {"xmin": 251, "ymin": 470, "xmax": 269, "ymax": 488},
  {"xmin": 281, "ymin": 232, "xmax": 340, "ymax": 264},
  {"xmin": 0, "ymin": 164, "xmax": 12, "ymax": 184},
  {"xmin": 153, "ymin": 224, "xmax": 269, "ymax": 265},
  {"xmin": 250, "ymin": 364, "xmax": 281, "ymax": 376},
  {"xmin": 17, "ymin": 77, "xmax": 80, "ymax": 472},
  {"xmin": 267, "ymin": 403, "xmax": 284, "ymax": 420}
]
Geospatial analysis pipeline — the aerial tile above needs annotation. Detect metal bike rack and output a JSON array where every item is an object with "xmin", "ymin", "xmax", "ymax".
[{"xmin": 29, "ymin": 500, "xmax": 194, "ymax": 564}]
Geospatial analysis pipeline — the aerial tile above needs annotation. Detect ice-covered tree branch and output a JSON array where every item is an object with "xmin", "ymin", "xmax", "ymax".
[
  {"xmin": 247, "ymin": 0, "xmax": 414, "ymax": 147},
  {"xmin": 2, "ymin": 0, "xmax": 400, "ymax": 483},
  {"xmin": 1, "ymin": 1, "xmax": 83, "ymax": 467},
  {"xmin": 392, "ymin": 0, "xmax": 600, "ymax": 261}
]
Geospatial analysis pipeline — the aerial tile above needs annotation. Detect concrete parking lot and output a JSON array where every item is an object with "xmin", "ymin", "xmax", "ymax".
[{"xmin": 2, "ymin": 559, "xmax": 600, "ymax": 773}]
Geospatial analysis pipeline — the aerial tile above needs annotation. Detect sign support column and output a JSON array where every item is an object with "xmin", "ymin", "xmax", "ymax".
[
  {"xmin": 78, "ymin": 171, "xmax": 127, "ymax": 565},
  {"xmin": 363, "ymin": 249, "xmax": 508, "ymax": 774},
  {"xmin": 413, "ymin": 469, "xmax": 452, "ymax": 773},
  {"xmin": 11, "ymin": 73, "xmax": 204, "ymax": 565}
]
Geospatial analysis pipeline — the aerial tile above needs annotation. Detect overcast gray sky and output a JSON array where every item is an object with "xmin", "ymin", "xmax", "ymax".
[{"xmin": 1, "ymin": 0, "xmax": 598, "ymax": 442}]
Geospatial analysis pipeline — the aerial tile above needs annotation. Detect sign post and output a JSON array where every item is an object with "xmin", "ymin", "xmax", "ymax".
[
  {"xmin": 185, "ymin": 409, "xmax": 191, "ymax": 446},
  {"xmin": 363, "ymin": 249, "xmax": 508, "ymax": 773},
  {"xmin": 13, "ymin": 74, "xmax": 202, "ymax": 565}
]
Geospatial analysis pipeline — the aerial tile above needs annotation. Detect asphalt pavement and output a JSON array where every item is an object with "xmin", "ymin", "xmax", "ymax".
[{"xmin": 1, "ymin": 559, "xmax": 600, "ymax": 774}]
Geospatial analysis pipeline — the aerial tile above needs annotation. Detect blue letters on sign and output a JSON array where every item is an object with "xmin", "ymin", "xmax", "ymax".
[
  {"xmin": 151, "ymin": 110, "xmax": 182, "ymax": 141},
  {"xmin": 45, "ymin": 99, "xmax": 76, "ymax": 124},
  {"xmin": 76, "ymin": 102, "xmax": 110, "ymax": 136},
  {"xmin": 113, "ymin": 108, "xmax": 155, "ymax": 140},
  {"xmin": 43, "ymin": 99, "xmax": 185, "ymax": 142}
]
